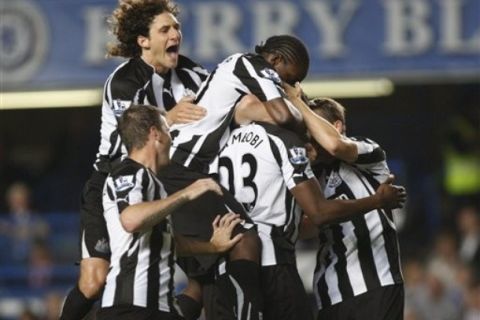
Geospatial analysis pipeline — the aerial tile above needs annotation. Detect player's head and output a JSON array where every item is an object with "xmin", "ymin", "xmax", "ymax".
[
  {"xmin": 308, "ymin": 98, "xmax": 347, "ymax": 134},
  {"xmin": 108, "ymin": 0, "xmax": 181, "ymax": 73},
  {"xmin": 119, "ymin": 104, "xmax": 171, "ymax": 167},
  {"xmin": 255, "ymin": 35, "xmax": 310, "ymax": 85}
]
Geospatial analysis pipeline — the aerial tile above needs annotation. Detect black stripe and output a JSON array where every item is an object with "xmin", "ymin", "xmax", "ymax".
[
  {"xmin": 160, "ymin": 72, "xmax": 177, "ymax": 111},
  {"xmin": 104, "ymin": 75, "xmax": 113, "ymax": 105},
  {"xmin": 316, "ymin": 232, "xmax": 332, "ymax": 307},
  {"xmin": 268, "ymin": 136, "xmax": 282, "ymax": 168},
  {"xmin": 114, "ymin": 234, "xmax": 140, "ymax": 305},
  {"xmin": 194, "ymin": 69, "xmax": 217, "ymax": 104},
  {"xmin": 167, "ymin": 232, "xmax": 176, "ymax": 313},
  {"xmin": 147, "ymin": 177, "xmax": 162, "ymax": 309},
  {"xmin": 351, "ymin": 170, "xmax": 385, "ymax": 290},
  {"xmin": 106, "ymin": 183, "xmax": 115, "ymax": 203},
  {"xmin": 141, "ymin": 169, "xmax": 150, "ymax": 201},
  {"xmin": 190, "ymin": 106, "xmax": 237, "ymax": 170},
  {"xmin": 378, "ymin": 210, "xmax": 403, "ymax": 283},
  {"xmin": 356, "ymin": 147, "xmax": 385, "ymax": 164},
  {"xmin": 176, "ymin": 68, "xmax": 200, "ymax": 93},
  {"xmin": 282, "ymin": 189, "xmax": 295, "ymax": 244},
  {"xmin": 351, "ymin": 216, "xmax": 381, "ymax": 290},
  {"xmin": 107, "ymin": 129, "xmax": 121, "ymax": 159},
  {"xmin": 233, "ymin": 57, "xmax": 267, "ymax": 101},
  {"xmin": 330, "ymin": 224, "xmax": 354, "ymax": 300},
  {"xmin": 171, "ymin": 135, "xmax": 202, "ymax": 168},
  {"xmin": 147, "ymin": 226, "xmax": 162, "ymax": 309}
]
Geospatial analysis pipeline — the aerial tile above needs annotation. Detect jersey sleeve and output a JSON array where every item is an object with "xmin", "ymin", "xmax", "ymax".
[
  {"xmin": 350, "ymin": 136, "xmax": 390, "ymax": 179},
  {"xmin": 233, "ymin": 54, "xmax": 284, "ymax": 102},
  {"xmin": 110, "ymin": 167, "xmax": 147, "ymax": 214},
  {"xmin": 266, "ymin": 126, "xmax": 315, "ymax": 189}
]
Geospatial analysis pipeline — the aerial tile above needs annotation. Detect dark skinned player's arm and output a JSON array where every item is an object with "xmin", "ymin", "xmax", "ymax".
[
  {"xmin": 290, "ymin": 177, "xmax": 406, "ymax": 226},
  {"xmin": 234, "ymin": 95, "xmax": 305, "ymax": 135}
]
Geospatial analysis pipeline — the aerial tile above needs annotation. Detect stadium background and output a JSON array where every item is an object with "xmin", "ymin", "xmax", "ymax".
[{"xmin": 0, "ymin": 0, "xmax": 479, "ymax": 319}]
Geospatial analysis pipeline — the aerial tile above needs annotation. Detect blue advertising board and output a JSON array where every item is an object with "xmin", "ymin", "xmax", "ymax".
[{"xmin": 1, "ymin": 0, "xmax": 479, "ymax": 89}]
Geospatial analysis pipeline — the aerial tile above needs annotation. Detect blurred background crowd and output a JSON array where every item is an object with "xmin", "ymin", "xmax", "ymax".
[{"xmin": 0, "ymin": 0, "xmax": 479, "ymax": 319}]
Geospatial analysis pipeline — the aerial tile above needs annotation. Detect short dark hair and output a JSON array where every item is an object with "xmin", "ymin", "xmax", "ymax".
[
  {"xmin": 118, "ymin": 104, "xmax": 164, "ymax": 152},
  {"xmin": 107, "ymin": 0, "xmax": 179, "ymax": 58},
  {"xmin": 308, "ymin": 98, "xmax": 346, "ymax": 125},
  {"xmin": 255, "ymin": 35, "xmax": 310, "ymax": 82}
]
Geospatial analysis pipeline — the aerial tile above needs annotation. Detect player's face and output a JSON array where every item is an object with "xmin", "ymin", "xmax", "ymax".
[
  {"xmin": 272, "ymin": 58, "xmax": 301, "ymax": 85},
  {"xmin": 143, "ymin": 12, "xmax": 182, "ymax": 74}
]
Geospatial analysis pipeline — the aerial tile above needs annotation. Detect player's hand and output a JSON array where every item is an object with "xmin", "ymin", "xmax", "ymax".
[
  {"xmin": 375, "ymin": 175, "xmax": 407, "ymax": 209},
  {"xmin": 210, "ymin": 213, "xmax": 244, "ymax": 253},
  {"xmin": 282, "ymin": 81, "xmax": 303, "ymax": 101},
  {"xmin": 184, "ymin": 178, "xmax": 223, "ymax": 201},
  {"xmin": 165, "ymin": 96, "xmax": 206, "ymax": 125}
]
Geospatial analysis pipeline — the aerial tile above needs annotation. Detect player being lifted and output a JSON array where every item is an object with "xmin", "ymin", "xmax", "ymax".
[{"xmin": 157, "ymin": 35, "xmax": 311, "ymax": 319}]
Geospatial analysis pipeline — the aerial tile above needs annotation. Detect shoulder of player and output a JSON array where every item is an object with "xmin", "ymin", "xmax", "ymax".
[
  {"xmin": 350, "ymin": 136, "xmax": 387, "ymax": 163},
  {"xmin": 109, "ymin": 158, "xmax": 146, "ymax": 180},
  {"xmin": 240, "ymin": 53, "xmax": 270, "ymax": 67},
  {"xmin": 107, "ymin": 57, "xmax": 153, "ymax": 100},
  {"xmin": 176, "ymin": 54, "xmax": 204, "ymax": 71},
  {"xmin": 260, "ymin": 123, "xmax": 306, "ymax": 148}
]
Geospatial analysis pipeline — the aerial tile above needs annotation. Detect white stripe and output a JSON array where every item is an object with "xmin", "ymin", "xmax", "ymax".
[
  {"xmin": 313, "ymin": 251, "xmax": 326, "ymax": 309},
  {"xmin": 81, "ymin": 230, "xmax": 89, "ymax": 259},
  {"xmin": 102, "ymin": 180, "xmax": 129, "ymax": 307},
  {"xmin": 133, "ymin": 231, "xmax": 150, "ymax": 307},
  {"xmin": 359, "ymin": 174, "xmax": 395, "ymax": 287},
  {"xmin": 229, "ymin": 275, "xmax": 245, "ymax": 320},
  {"xmin": 324, "ymin": 246, "xmax": 342, "ymax": 304},
  {"xmin": 340, "ymin": 169, "xmax": 369, "ymax": 296},
  {"xmin": 152, "ymin": 73, "xmax": 165, "ymax": 110},
  {"xmin": 257, "ymin": 224, "xmax": 277, "ymax": 266},
  {"xmin": 159, "ymin": 232, "xmax": 173, "ymax": 312},
  {"xmin": 133, "ymin": 172, "xmax": 156, "ymax": 307}
]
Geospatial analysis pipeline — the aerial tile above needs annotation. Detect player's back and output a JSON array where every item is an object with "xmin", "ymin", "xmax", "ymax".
[
  {"xmin": 218, "ymin": 122, "xmax": 313, "ymax": 265},
  {"xmin": 169, "ymin": 53, "xmax": 284, "ymax": 173}
]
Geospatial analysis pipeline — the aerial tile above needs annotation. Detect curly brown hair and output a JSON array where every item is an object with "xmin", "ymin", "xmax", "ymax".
[{"xmin": 107, "ymin": 0, "xmax": 179, "ymax": 58}]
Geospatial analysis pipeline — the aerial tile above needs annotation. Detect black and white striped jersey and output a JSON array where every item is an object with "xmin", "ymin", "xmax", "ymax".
[
  {"xmin": 95, "ymin": 55, "xmax": 208, "ymax": 174},
  {"xmin": 101, "ymin": 158, "xmax": 177, "ymax": 312},
  {"xmin": 169, "ymin": 53, "xmax": 284, "ymax": 174},
  {"xmin": 218, "ymin": 123, "xmax": 314, "ymax": 266},
  {"xmin": 312, "ymin": 137, "xmax": 403, "ymax": 310}
]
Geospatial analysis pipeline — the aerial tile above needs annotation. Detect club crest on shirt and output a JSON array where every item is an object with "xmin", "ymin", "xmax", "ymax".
[
  {"xmin": 260, "ymin": 68, "xmax": 281, "ymax": 84},
  {"xmin": 112, "ymin": 99, "xmax": 131, "ymax": 117},
  {"xmin": 114, "ymin": 175, "xmax": 135, "ymax": 192},
  {"xmin": 327, "ymin": 172, "xmax": 342, "ymax": 189},
  {"xmin": 289, "ymin": 147, "xmax": 308, "ymax": 165}
]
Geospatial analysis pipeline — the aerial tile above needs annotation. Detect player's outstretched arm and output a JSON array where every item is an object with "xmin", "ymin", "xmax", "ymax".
[
  {"xmin": 283, "ymin": 82, "xmax": 358, "ymax": 163},
  {"xmin": 291, "ymin": 176, "xmax": 406, "ymax": 226},
  {"xmin": 175, "ymin": 213, "xmax": 244, "ymax": 255},
  {"xmin": 120, "ymin": 178, "xmax": 222, "ymax": 233}
]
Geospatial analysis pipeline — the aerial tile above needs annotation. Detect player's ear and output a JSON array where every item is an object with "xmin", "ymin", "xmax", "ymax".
[
  {"xmin": 333, "ymin": 120, "xmax": 344, "ymax": 134},
  {"xmin": 137, "ymin": 35, "xmax": 150, "ymax": 50},
  {"xmin": 265, "ymin": 52, "xmax": 282, "ymax": 66}
]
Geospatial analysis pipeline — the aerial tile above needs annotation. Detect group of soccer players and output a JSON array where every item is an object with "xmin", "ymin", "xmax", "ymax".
[{"xmin": 59, "ymin": 1, "xmax": 406, "ymax": 319}]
